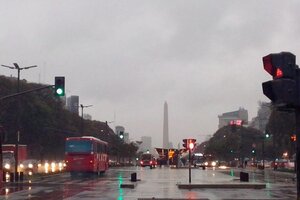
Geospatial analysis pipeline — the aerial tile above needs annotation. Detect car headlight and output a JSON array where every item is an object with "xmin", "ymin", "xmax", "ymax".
[
  {"xmin": 204, "ymin": 162, "xmax": 208, "ymax": 166},
  {"xmin": 20, "ymin": 164, "xmax": 24, "ymax": 168},
  {"xmin": 212, "ymin": 161, "xmax": 217, "ymax": 167},
  {"xmin": 28, "ymin": 163, "xmax": 33, "ymax": 168},
  {"xmin": 4, "ymin": 163, "xmax": 10, "ymax": 169}
]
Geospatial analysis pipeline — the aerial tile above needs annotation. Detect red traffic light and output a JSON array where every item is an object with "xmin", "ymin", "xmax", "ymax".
[
  {"xmin": 188, "ymin": 142, "xmax": 194, "ymax": 150},
  {"xmin": 290, "ymin": 134, "xmax": 296, "ymax": 142},
  {"xmin": 263, "ymin": 52, "xmax": 296, "ymax": 79},
  {"xmin": 183, "ymin": 138, "xmax": 196, "ymax": 150}
]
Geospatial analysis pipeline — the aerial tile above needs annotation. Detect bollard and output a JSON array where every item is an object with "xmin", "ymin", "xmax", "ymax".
[
  {"xmin": 15, "ymin": 172, "xmax": 19, "ymax": 182},
  {"xmin": 20, "ymin": 172, "xmax": 24, "ymax": 182},
  {"xmin": 9, "ymin": 172, "xmax": 14, "ymax": 182},
  {"xmin": 240, "ymin": 171, "xmax": 249, "ymax": 182},
  {"xmin": 131, "ymin": 172, "xmax": 137, "ymax": 182},
  {"xmin": 2, "ymin": 172, "xmax": 5, "ymax": 182}
]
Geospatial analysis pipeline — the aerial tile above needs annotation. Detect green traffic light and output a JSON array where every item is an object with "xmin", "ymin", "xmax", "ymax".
[
  {"xmin": 54, "ymin": 76, "xmax": 65, "ymax": 96},
  {"xmin": 56, "ymin": 88, "xmax": 64, "ymax": 96}
]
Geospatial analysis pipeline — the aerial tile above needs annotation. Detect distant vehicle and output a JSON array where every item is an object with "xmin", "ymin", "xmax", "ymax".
[
  {"xmin": 2, "ymin": 144, "xmax": 27, "ymax": 173},
  {"xmin": 65, "ymin": 136, "xmax": 109, "ymax": 176},
  {"xmin": 193, "ymin": 153, "xmax": 217, "ymax": 168},
  {"xmin": 20, "ymin": 159, "xmax": 39, "ymax": 175},
  {"xmin": 140, "ymin": 153, "xmax": 157, "ymax": 168}
]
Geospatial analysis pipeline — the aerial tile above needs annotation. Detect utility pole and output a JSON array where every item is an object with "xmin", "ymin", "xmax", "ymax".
[
  {"xmin": 80, "ymin": 104, "xmax": 92, "ymax": 136},
  {"xmin": 1, "ymin": 63, "xmax": 37, "ymax": 181}
]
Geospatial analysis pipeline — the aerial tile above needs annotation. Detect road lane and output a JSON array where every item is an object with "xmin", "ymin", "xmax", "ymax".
[{"xmin": 0, "ymin": 166, "xmax": 297, "ymax": 200}]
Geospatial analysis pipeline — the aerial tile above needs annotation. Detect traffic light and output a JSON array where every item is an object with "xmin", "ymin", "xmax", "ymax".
[
  {"xmin": 182, "ymin": 139, "xmax": 187, "ymax": 149},
  {"xmin": 168, "ymin": 149, "xmax": 174, "ymax": 159},
  {"xmin": 182, "ymin": 139, "xmax": 196, "ymax": 150},
  {"xmin": 290, "ymin": 134, "xmax": 296, "ymax": 142},
  {"xmin": 262, "ymin": 52, "xmax": 299, "ymax": 106},
  {"xmin": 251, "ymin": 148, "xmax": 256, "ymax": 155},
  {"xmin": 119, "ymin": 131, "xmax": 124, "ymax": 140},
  {"xmin": 265, "ymin": 132, "xmax": 270, "ymax": 139},
  {"xmin": 54, "ymin": 76, "xmax": 65, "ymax": 96}
]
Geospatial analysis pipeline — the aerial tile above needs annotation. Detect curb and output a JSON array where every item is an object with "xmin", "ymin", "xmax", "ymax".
[{"xmin": 177, "ymin": 183, "xmax": 266, "ymax": 189}]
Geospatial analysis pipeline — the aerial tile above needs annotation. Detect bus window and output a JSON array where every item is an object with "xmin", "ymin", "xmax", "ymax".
[{"xmin": 65, "ymin": 140, "xmax": 92, "ymax": 153}]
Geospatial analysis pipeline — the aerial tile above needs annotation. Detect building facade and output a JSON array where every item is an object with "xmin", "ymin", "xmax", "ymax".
[
  {"xmin": 139, "ymin": 136, "xmax": 152, "ymax": 153},
  {"xmin": 66, "ymin": 95, "xmax": 79, "ymax": 114},
  {"xmin": 218, "ymin": 107, "xmax": 248, "ymax": 128}
]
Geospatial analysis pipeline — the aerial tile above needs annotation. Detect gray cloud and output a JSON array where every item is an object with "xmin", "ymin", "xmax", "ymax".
[{"xmin": 1, "ymin": 0, "xmax": 300, "ymax": 146}]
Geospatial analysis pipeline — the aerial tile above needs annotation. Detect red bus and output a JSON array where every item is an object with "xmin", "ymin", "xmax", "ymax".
[{"xmin": 65, "ymin": 136, "xmax": 108, "ymax": 175}]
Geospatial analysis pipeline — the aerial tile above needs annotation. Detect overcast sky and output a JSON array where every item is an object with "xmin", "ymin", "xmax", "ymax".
[{"xmin": 1, "ymin": 0, "xmax": 300, "ymax": 148}]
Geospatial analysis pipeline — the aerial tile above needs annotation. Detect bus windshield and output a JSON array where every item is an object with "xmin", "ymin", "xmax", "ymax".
[
  {"xmin": 65, "ymin": 140, "xmax": 92, "ymax": 153},
  {"xmin": 141, "ymin": 154, "xmax": 152, "ymax": 160}
]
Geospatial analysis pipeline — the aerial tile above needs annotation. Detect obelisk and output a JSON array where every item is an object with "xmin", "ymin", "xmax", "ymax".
[{"xmin": 163, "ymin": 101, "xmax": 169, "ymax": 149}]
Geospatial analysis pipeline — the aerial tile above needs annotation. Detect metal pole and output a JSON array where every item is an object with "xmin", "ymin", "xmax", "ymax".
[
  {"xmin": 188, "ymin": 148, "xmax": 191, "ymax": 184},
  {"xmin": 262, "ymin": 136, "xmax": 265, "ymax": 169},
  {"xmin": 81, "ymin": 105, "xmax": 84, "ymax": 136},
  {"xmin": 295, "ymin": 107, "xmax": 300, "ymax": 200},
  {"xmin": 15, "ymin": 69, "xmax": 20, "ymax": 182}
]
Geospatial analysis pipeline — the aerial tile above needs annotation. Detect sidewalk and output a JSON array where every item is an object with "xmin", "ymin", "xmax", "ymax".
[{"xmin": 225, "ymin": 166, "xmax": 296, "ymax": 183}]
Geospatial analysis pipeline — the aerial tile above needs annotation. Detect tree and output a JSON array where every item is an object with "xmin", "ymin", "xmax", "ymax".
[
  {"xmin": 205, "ymin": 126, "xmax": 266, "ymax": 161},
  {"xmin": 266, "ymin": 106, "xmax": 296, "ymax": 159}
]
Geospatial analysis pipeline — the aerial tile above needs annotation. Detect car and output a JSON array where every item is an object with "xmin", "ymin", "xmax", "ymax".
[
  {"xmin": 140, "ymin": 153, "xmax": 157, "ymax": 168},
  {"xmin": 20, "ymin": 159, "xmax": 39, "ymax": 175}
]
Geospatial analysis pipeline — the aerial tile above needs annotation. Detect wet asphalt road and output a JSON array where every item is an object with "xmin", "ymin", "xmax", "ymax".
[{"xmin": 0, "ymin": 166, "xmax": 297, "ymax": 200}]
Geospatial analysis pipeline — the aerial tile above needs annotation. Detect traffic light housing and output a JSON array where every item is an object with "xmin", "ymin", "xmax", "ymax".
[
  {"xmin": 182, "ymin": 139, "xmax": 187, "ymax": 149},
  {"xmin": 54, "ymin": 76, "xmax": 65, "ymax": 96},
  {"xmin": 119, "ymin": 131, "xmax": 124, "ymax": 140},
  {"xmin": 183, "ymin": 139, "xmax": 196, "ymax": 150},
  {"xmin": 262, "ymin": 52, "xmax": 299, "ymax": 107},
  {"xmin": 251, "ymin": 148, "xmax": 256, "ymax": 155},
  {"xmin": 263, "ymin": 52, "xmax": 296, "ymax": 79},
  {"xmin": 265, "ymin": 132, "xmax": 270, "ymax": 139}
]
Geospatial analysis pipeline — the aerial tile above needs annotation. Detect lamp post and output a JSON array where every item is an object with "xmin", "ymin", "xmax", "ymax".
[
  {"xmin": 1, "ymin": 63, "xmax": 37, "ymax": 181},
  {"xmin": 80, "ymin": 104, "xmax": 92, "ymax": 136}
]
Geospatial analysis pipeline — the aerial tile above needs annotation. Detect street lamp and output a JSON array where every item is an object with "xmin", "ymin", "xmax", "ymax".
[
  {"xmin": 1, "ymin": 63, "xmax": 37, "ymax": 181},
  {"xmin": 80, "ymin": 104, "xmax": 92, "ymax": 136}
]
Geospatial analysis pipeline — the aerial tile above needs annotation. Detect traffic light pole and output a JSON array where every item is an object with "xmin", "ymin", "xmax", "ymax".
[
  {"xmin": 188, "ymin": 148, "xmax": 191, "ymax": 184},
  {"xmin": 295, "ymin": 107, "xmax": 300, "ymax": 200}
]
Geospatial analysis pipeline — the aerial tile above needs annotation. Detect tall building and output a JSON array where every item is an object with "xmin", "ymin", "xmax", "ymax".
[
  {"xmin": 249, "ymin": 102, "xmax": 271, "ymax": 132},
  {"xmin": 124, "ymin": 132, "xmax": 129, "ymax": 143},
  {"xmin": 83, "ymin": 113, "xmax": 92, "ymax": 120},
  {"xmin": 218, "ymin": 107, "xmax": 248, "ymax": 128},
  {"xmin": 66, "ymin": 95, "xmax": 79, "ymax": 114},
  {"xmin": 140, "ymin": 136, "xmax": 152, "ymax": 153},
  {"xmin": 163, "ymin": 101, "xmax": 169, "ymax": 149}
]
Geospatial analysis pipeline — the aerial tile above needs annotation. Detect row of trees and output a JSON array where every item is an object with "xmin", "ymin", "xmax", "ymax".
[
  {"xmin": 0, "ymin": 75, "xmax": 138, "ymax": 161},
  {"xmin": 204, "ymin": 104, "xmax": 296, "ymax": 162}
]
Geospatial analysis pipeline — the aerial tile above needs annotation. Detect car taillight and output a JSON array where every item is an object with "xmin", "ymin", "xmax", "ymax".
[
  {"xmin": 90, "ymin": 160, "xmax": 93, "ymax": 164},
  {"xmin": 150, "ymin": 161, "xmax": 152, "ymax": 164},
  {"xmin": 140, "ymin": 161, "xmax": 143, "ymax": 164}
]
